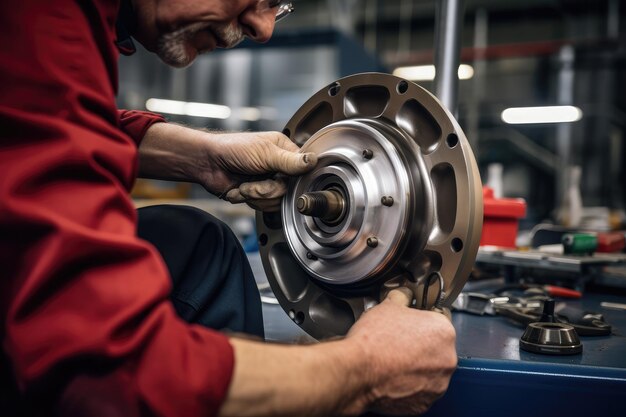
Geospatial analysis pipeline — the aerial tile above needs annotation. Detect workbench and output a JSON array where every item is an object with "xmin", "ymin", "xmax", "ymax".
[
  {"xmin": 256, "ymin": 251, "xmax": 626, "ymax": 417},
  {"xmin": 425, "ymin": 290, "xmax": 626, "ymax": 417}
]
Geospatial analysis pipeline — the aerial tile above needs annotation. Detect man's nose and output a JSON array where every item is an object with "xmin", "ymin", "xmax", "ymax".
[{"xmin": 239, "ymin": 8, "xmax": 276, "ymax": 43}]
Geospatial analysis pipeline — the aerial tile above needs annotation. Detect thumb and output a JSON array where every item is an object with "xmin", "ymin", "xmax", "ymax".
[
  {"xmin": 385, "ymin": 288, "xmax": 414, "ymax": 307},
  {"xmin": 268, "ymin": 146, "xmax": 318, "ymax": 175}
]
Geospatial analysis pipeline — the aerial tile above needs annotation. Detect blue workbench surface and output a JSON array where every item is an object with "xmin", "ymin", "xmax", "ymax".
[
  {"xmin": 426, "ymin": 291, "xmax": 626, "ymax": 417},
  {"xmin": 256, "ymin": 245, "xmax": 626, "ymax": 417}
]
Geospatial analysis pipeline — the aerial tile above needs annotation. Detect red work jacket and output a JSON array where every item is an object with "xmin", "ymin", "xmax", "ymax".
[{"xmin": 0, "ymin": 1, "xmax": 234, "ymax": 416}]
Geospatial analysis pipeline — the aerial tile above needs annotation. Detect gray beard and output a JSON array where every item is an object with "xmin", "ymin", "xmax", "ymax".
[{"xmin": 156, "ymin": 22, "xmax": 245, "ymax": 68}]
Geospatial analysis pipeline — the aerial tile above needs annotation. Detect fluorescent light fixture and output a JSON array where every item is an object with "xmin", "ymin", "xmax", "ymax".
[
  {"xmin": 392, "ymin": 64, "xmax": 474, "ymax": 81},
  {"xmin": 236, "ymin": 107, "xmax": 262, "ymax": 122},
  {"xmin": 501, "ymin": 106, "xmax": 583, "ymax": 124},
  {"xmin": 184, "ymin": 102, "xmax": 231, "ymax": 119},
  {"xmin": 146, "ymin": 98, "xmax": 231, "ymax": 119},
  {"xmin": 145, "ymin": 98, "xmax": 186, "ymax": 115},
  {"xmin": 457, "ymin": 64, "xmax": 475, "ymax": 80},
  {"xmin": 393, "ymin": 65, "xmax": 435, "ymax": 81}
]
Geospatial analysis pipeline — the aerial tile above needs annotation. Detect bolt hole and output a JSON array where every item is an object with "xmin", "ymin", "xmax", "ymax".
[
  {"xmin": 289, "ymin": 310, "xmax": 305, "ymax": 324},
  {"xmin": 328, "ymin": 82, "xmax": 341, "ymax": 97},
  {"xmin": 262, "ymin": 211, "xmax": 282, "ymax": 230},
  {"xmin": 259, "ymin": 234, "xmax": 268, "ymax": 246},
  {"xmin": 282, "ymin": 128, "xmax": 291, "ymax": 138},
  {"xmin": 397, "ymin": 80, "xmax": 409, "ymax": 94},
  {"xmin": 451, "ymin": 238, "xmax": 463, "ymax": 252},
  {"xmin": 446, "ymin": 133, "xmax": 459, "ymax": 148},
  {"xmin": 295, "ymin": 311, "xmax": 305, "ymax": 324}
]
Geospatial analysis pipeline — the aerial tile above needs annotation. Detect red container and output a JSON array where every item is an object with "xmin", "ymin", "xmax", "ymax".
[{"xmin": 481, "ymin": 187, "xmax": 527, "ymax": 248}]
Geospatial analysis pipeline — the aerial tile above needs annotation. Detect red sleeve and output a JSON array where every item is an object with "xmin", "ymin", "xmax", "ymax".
[
  {"xmin": 0, "ymin": 2, "xmax": 234, "ymax": 416},
  {"xmin": 118, "ymin": 110, "xmax": 166, "ymax": 146}
]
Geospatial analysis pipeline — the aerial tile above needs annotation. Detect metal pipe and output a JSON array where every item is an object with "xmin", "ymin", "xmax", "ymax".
[
  {"xmin": 433, "ymin": 0, "xmax": 465, "ymax": 114},
  {"xmin": 555, "ymin": 45, "xmax": 575, "ymax": 212},
  {"xmin": 466, "ymin": 7, "xmax": 488, "ymax": 151}
]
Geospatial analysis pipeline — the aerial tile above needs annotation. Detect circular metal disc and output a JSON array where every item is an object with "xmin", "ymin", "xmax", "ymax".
[
  {"xmin": 282, "ymin": 120, "xmax": 412, "ymax": 284},
  {"xmin": 256, "ymin": 73, "xmax": 483, "ymax": 340}
]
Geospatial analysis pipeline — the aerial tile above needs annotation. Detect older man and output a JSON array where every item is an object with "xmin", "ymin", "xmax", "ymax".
[{"xmin": 0, "ymin": 1, "xmax": 457, "ymax": 416}]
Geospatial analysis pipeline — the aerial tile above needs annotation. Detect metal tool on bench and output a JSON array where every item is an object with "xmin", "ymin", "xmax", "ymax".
[
  {"xmin": 452, "ymin": 292, "xmax": 542, "ymax": 316},
  {"xmin": 256, "ymin": 73, "xmax": 483, "ymax": 339},
  {"xmin": 497, "ymin": 300, "xmax": 612, "ymax": 337},
  {"xmin": 453, "ymin": 287, "xmax": 611, "ymax": 336}
]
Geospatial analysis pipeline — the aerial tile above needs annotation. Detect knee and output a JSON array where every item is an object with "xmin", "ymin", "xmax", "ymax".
[
  {"xmin": 157, "ymin": 205, "xmax": 241, "ymax": 247},
  {"xmin": 199, "ymin": 211, "xmax": 245, "ymax": 258},
  {"xmin": 177, "ymin": 206, "xmax": 250, "ymax": 272}
]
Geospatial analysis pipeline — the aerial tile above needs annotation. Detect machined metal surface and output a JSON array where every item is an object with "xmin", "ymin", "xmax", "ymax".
[
  {"xmin": 520, "ymin": 322, "xmax": 583, "ymax": 355},
  {"xmin": 256, "ymin": 73, "xmax": 483, "ymax": 339}
]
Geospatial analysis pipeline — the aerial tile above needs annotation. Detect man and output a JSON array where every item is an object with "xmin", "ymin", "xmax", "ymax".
[{"xmin": 0, "ymin": 1, "xmax": 457, "ymax": 416}]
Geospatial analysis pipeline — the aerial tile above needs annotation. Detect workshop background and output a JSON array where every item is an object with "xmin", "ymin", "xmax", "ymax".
[
  {"xmin": 121, "ymin": 0, "xmax": 626, "ymax": 228},
  {"xmin": 120, "ymin": 1, "xmax": 626, "ymax": 415}
]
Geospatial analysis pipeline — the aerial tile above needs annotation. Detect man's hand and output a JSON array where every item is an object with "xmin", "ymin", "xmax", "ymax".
[
  {"xmin": 137, "ymin": 123, "xmax": 317, "ymax": 211},
  {"xmin": 199, "ymin": 131, "xmax": 317, "ymax": 211},
  {"xmin": 346, "ymin": 288, "xmax": 458, "ymax": 415},
  {"xmin": 221, "ymin": 289, "xmax": 457, "ymax": 417}
]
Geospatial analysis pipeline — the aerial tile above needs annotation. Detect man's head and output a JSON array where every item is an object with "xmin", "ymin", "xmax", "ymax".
[{"xmin": 132, "ymin": 0, "xmax": 281, "ymax": 67}]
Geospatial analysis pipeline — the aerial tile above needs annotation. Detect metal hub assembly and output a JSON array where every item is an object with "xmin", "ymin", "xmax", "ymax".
[{"xmin": 256, "ymin": 73, "xmax": 483, "ymax": 340}]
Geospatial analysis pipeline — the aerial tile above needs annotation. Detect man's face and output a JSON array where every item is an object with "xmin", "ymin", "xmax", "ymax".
[{"xmin": 133, "ymin": 0, "xmax": 277, "ymax": 67}]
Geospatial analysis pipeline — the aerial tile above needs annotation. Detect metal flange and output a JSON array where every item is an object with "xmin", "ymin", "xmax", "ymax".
[{"xmin": 256, "ymin": 73, "xmax": 483, "ymax": 340}]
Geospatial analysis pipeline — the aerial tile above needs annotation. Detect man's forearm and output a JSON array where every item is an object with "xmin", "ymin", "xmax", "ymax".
[
  {"xmin": 137, "ymin": 122, "xmax": 212, "ymax": 183},
  {"xmin": 220, "ymin": 338, "xmax": 373, "ymax": 417}
]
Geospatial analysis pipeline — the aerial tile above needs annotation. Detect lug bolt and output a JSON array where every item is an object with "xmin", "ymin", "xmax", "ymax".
[
  {"xmin": 366, "ymin": 236, "xmax": 379, "ymax": 248},
  {"xmin": 362, "ymin": 149, "xmax": 373, "ymax": 160},
  {"xmin": 306, "ymin": 252, "xmax": 317, "ymax": 260},
  {"xmin": 381, "ymin": 196, "xmax": 394, "ymax": 207}
]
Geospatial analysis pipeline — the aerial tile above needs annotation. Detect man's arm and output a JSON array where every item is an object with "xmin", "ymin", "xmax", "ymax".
[
  {"xmin": 0, "ymin": 2, "xmax": 235, "ymax": 416},
  {"xmin": 221, "ymin": 290, "xmax": 457, "ymax": 417},
  {"xmin": 118, "ymin": 109, "xmax": 166, "ymax": 146},
  {"xmin": 224, "ymin": 339, "xmax": 369, "ymax": 416},
  {"xmin": 136, "ymin": 122, "xmax": 318, "ymax": 210}
]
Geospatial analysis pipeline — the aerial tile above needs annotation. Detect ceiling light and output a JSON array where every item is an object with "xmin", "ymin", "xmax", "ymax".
[
  {"xmin": 236, "ymin": 107, "xmax": 262, "ymax": 122},
  {"xmin": 501, "ymin": 106, "xmax": 583, "ymax": 124},
  {"xmin": 146, "ymin": 98, "xmax": 231, "ymax": 119},
  {"xmin": 392, "ymin": 64, "xmax": 474, "ymax": 81}
]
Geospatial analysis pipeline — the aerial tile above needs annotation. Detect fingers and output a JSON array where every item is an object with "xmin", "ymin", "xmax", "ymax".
[
  {"xmin": 431, "ymin": 306, "xmax": 452, "ymax": 322},
  {"xmin": 224, "ymin": 188, "xmax": 246, "ymax": 203},
  {"xmin": 239, "ymin": 178, "xmax": 287, "ymax": 200},
  {"xmin": 268, "ymin": 146, "xmax": 318, "ymax": 176},
  {"xmin": 268, "ymin": 132, "xmax": 301, "ymax": 153},
  {"xmin": 223, "ymin": 179, "xmax": 286, "ymax": 212},
  {"xmin": 385, "ymin": 288, "xmax": 414, "ymax": 307}
]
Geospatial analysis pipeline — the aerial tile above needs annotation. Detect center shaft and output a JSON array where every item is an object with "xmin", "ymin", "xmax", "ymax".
[{"xmin": 296, "ymin": 190, "xmax": 346, "ymax": 224}]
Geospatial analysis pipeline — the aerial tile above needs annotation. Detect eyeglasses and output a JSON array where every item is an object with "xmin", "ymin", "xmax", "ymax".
[{"xmin": 258, "ymin": 1, "xmax": 295, "ymax": 22}]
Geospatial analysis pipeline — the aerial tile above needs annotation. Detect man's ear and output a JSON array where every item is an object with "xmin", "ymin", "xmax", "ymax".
[{"xmin": 116, "ymin": 0, "xmax": 137, "ymax": 55}]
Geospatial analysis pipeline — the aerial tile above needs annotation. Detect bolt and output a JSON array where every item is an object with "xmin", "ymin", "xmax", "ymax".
[
  {"xmin": 366, "ymin": 236, "xmax": 379, "ymax": 248},
  {"xmin": 381, "ymin": 196, "xmax": 394, "ymax": 207},
  {"xmin": 362, "ymin": 149, "xmax": 373, "ymax": 160},
  {"xmin": 296, "ymin": 190, "xmax": 345, "ymax": 224},
  {"xmin": 306, "ymin": 252, "xmax": 317, "ymax": 260}
]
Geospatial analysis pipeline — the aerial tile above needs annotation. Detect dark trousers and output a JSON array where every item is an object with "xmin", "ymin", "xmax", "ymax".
[{"xmin": 137, "ymin": 204, "xmax": 264, "ymax": 338}]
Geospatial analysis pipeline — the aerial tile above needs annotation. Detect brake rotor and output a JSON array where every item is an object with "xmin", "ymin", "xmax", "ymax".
[{"xmin": 256, "ymin": 73, "xmax": 483, "ymax": 340}]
